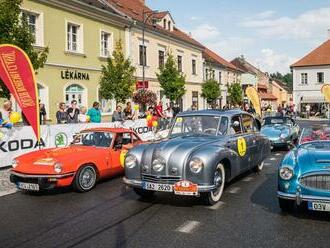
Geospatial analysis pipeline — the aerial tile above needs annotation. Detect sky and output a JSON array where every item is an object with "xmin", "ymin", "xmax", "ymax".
[{"xmin": 146, "ymin": 0, "xmax": 330, "ymax": 74}]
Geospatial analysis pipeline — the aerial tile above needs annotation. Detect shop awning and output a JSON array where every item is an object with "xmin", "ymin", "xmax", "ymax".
[{"xmin": 301, "ymin": 96, "xmax": 326, "ymax": 103}]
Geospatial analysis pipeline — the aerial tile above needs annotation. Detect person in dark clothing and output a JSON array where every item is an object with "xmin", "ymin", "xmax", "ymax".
[
  {"xmin": 123, "ymin": 102, "xmax": 133, "ymax": 120},
  {"xmin": 66, "ymin": 100, "xmax": 80, "ymax": 123},
  {"xmin": 39, "ymin": 101, "xmax": 47, "ymax": 125},
  {"xmin": 172, "ymin": 103, "xmax": 181, "ymax": 117},
  {"xmin": 56, "ymin": 102, "xmax": 68, "ymax": 124},
  {"xmin": 112, "ymin": 106, "xmax": 124, "ymax": 122}
]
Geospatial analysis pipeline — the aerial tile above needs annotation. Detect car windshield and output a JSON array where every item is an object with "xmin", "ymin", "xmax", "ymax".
[
  {"xmin": 264, "ymin": 117, "xmax": 291, "ymax": 125},
  {"xmin": 72, "ymin": 131, "xmax": 113, "ymax": 148},
  {"xmin": 299, "ymin": 127, "xmax": 330, "ymax": 147},
  {"xmin": 170, "ymin": 115, "xmax": 220, "ymax": 136}
]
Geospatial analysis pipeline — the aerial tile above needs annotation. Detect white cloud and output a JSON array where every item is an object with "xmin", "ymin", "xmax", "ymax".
[
  {"xmin": 254, "ymin": 10, "xmax": 276, "ymax": 19},
  {"xmin": 189, "ymin": 16, "xmax": 202, "ymax": 21},
  {"xmin": 241, "ymin": 7, "xmax": 330, "ymax": 39},
  {"xmin": 190, "ymin": 24, "xmax": 221, "ymax": 41},
  {"xmin": 252, "ymin": 48, "xmax": 297, "ymax": 73}
]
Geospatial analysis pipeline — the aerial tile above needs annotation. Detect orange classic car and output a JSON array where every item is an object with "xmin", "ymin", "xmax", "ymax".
[{"xmin": 10, "ymin": 128, "xmax": 142, "ymax": 192}]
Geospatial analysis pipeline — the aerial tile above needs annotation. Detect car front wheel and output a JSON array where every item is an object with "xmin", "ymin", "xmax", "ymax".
[
  {"xmin": 278, "ymin": 198, "xmax": 294, "ymax": 212},
  {"xmin": 202, "ymin": 163, "xmax": 225, "ymax": 206},
  {"xmin": 73, "ymin": 165, "xmax": 97, "ymax": 192}
]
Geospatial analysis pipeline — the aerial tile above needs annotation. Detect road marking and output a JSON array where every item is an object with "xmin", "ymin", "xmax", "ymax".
[
  {"xmin": 207, "ymin": 201, "xmax": 225, "ymax": 210},
  {"xmin": 242, "ymin": 176, "xmax": 253, "ymax": 182},
  {"xmin": 176, "ymin": 221, "xmax": 201, "ymax": 234},
  {"xmin": 275, "ymin": 153, "xmax": 282, "ymax": 156},
  {"xmin": 228, "ymin": 187, "xmax": 241, "ymax": 194},
  {"xmin": 269, "ymin": 157, "xmax": 276, "ymax": 161},
  {"xmin": 0, "ymin": 188, "xmax": 17, "ymax": 197},
  {"xmin": 264, "ymin": 162, "xmax": 271, "ymax": 166}
]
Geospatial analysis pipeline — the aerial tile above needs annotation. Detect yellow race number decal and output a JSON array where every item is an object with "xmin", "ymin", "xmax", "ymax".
[
  {"xmin": 120, "ymin": 150, "xmax": 128, "ymax": 168},
  {"xmin": 237, "ymin": 137, "xmax": 247, "ymax": 157}
]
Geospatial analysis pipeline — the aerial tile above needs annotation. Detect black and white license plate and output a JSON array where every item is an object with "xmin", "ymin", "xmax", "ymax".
[
  {"xmin": 308, "ymin": 201, "xmax": 330, "ymax": 212},
  {"xmin": 142, "ymin": 182, "xmax": 172, "ymax": 192},
  {"xmin": 17, "ymin": 182, "xmax": 39, "ymax": 191}
]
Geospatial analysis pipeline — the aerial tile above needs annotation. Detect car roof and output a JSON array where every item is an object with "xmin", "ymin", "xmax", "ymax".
[
  {"xmin": 178, "ymin": 109, "xmax": 250, "ymax": 117},
  {"xmin": 81, "ymin": 127, "xmax": 134, "ymax": 133}
]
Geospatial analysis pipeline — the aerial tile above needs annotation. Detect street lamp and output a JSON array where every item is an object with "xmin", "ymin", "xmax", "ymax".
[{"xmin": 141, "ymin": 9, "xmax": 158, "ymax": 89}]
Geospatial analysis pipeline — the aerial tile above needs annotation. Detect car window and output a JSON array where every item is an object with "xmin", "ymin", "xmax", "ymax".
[
  {"xmin": 75, "ymin": 132, "xmax": 113, "ymax": 148},
  {"xmin": 242, "ymin": 114, "xmax": 255, "ymax": 133},
  {"xmin": 218, "ymin": 117, "xmax": 229, "ymax": 135},
  {"xmin": 122, "ymin": 133, "xmax": 132, "ymax": 145},
  {"xmin": 230, "ymin": 115, "xmax": 243, "ymax": 135}
]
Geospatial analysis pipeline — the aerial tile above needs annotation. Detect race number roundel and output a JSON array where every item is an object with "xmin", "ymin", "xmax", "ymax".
[
  {"xmin": 237, "ymin": 137, "xmax": 247, "ymax": 157},
  {"xmin": 120, "ymin": 150, "xmax": 128, "ymax": 168}
]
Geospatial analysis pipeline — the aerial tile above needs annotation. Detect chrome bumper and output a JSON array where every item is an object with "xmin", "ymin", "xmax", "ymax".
[
  {"xmin": 277, "ymin": 191, "xmax": 330, "ymax": 205},
  {"xmin": 123, "ymin": 177, "xmax": 217, "ymax": 192},
  {"xmin": 10, "ymin": 171, "xmax": 75, "ymax": 179}
]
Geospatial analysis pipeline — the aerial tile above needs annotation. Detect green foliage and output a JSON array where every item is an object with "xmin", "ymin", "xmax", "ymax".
[
  {"xmin": 228, "ymin": 82, "xmax": 243, "ymax": 105},
  {"xmin": 201, "ymin": 79, "xmax": 221, "ymax": 106},
  {"xmin": 270, "ymin": 71, "xmax": 293, "ymax": 90},
  {"xmin": 0, "ymin": 0, "xmax": 48, "ymax": 99},
  {"xmin": 99, "ymin": 40, "xmax": 136, "ymax": 103},
  {"xmin": 156, "ymin": 53, "xmax": 186, "ymax": 102}
]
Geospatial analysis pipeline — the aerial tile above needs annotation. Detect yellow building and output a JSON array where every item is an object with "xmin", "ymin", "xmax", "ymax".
[{"xmin": 21, "ymin": 0, "xmax": 130, "ymax": 121}]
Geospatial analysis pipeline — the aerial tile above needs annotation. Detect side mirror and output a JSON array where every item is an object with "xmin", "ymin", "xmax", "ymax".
[{"xmin": 232, "ymin": 121, "xmax": 240, "ymax": 127}]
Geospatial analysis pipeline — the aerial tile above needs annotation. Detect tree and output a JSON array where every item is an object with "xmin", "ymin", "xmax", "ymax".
[
  {"xmin": 228, "ymin": 82, "xmax": 243, "ymax": 106},
  {"xmin": 156, "ymin": 53, "xmax": 186, "ymax": 103},
  {"xmin": 201, "ymin": 79, "xmax": 221, "ymax": 108},
  {"xmin": 0, "ymin": 0, "xmax": 48, "ymax": 99},
  {"xmin": 270, "ymin": 71, "xmax": 293, "ymax": 90},
  {"xmin": 99, "ymin": 40, "xmax": 136, "ymax": 103}
]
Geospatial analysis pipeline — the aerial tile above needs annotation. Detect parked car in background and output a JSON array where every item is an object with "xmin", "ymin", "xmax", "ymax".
[
  {"xmin": 124, "ymin": 109, "xmax": 271, "ymax": 205},
  {"xmin": 260, "ymin": 116, "xmax": 300, "ymax": 150},
  {"xmin": 278, "ymin": 126, "xmax": 330, "ymax": 212},
  {"xmin": 10, "ymin": 128, "xmax": 142, "ymax": 193}
]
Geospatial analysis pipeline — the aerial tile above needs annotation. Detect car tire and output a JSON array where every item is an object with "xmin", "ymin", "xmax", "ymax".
[
  {"xmin": 202, "ymin": 163, "xmax": 225, "ymax": 206},
  {"xmin": 278, "ymin": 198, "xmax": 294, "ymax": 212},
  {"xmin": 133, "ymin": 188, "xmax": 155, "ymax": 199},
  {"xmin": 253, "ymin": 161, "xmax": 264, "ymax": 173},
  {"xmin": 73, "ymin": 165, "xmax": 97, "ymax": 193}
]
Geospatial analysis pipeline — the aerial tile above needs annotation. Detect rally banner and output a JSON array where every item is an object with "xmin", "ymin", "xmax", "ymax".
[
  {"xmin": 0, "ymin": 44, "xmax": 40, "ymax": 141},
  {"xmin": 321, "ymin": 84, "xmax": 330, "ymax": 103},
  {"xmin": 0, "ymin": 119, "xmax": 155, "ymax": 168},
  {"xmin": 245, "ymin": 86, "xmax": 261, "ymax": 117}
]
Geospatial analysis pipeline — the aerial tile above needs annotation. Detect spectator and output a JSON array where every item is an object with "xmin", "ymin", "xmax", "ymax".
[
  {"xmin": 39, "ymin": 101, "xmax": 47, "ymax": 125},
  {"xmin": 155, "ymin": 101, "xmax": 164, "ymax": 118},
  {"xmin": 56, "ymin": 102, "xmax": 68, "ymax": 124},
  {"xmin": 87, "ymin": 102, "xmax": 101, "ymax": 123},
  {"xmin": 172, "ymin": 103, "xmax": 181, "ymax": 117},
  {"xmin": 112, "ymin": 106, "xmax": 124, "ymax": 122},
  {"xmin": 78, "ymin": 106, "xmax": 88, "ymax": 123},
  {"xmin": 67, "ymin": 100, "xmax": 80, "ymax": 123},
  {"xmin": 306, "ymin": 104, "xmax": 311, "ymax": 119},
  {"xmin": 1, "ymin": 100, "xmax": 13, "ymax": 122},
  {"xmin": 123, "ymin": 102, "xmax": 133, "ymax": 120}
]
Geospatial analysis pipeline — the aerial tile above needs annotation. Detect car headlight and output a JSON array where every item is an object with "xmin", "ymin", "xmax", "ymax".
[
  {"xmin": 54, "ymin": 163, "xmax": 63, "ymax": 174},
  {"xmin": 125, "ymin": 155, "xmax": 137, "ymax": 169},
  {"xmin": 279, "ymin": 166, "xmax": 294, "ymax": 180},
  {"xmin": 152, "ymin": 158, "xmax": 165, "ymax": 172},
  {"xmin": 189, "ymin": 158, "xmax": 204, "ymax": 173},
  {"xmin": 12, "ymin": 159, "xmax": 18, "ymax": 168},
  {"xmin": 280, "ymin": 133, "xmax": 288, "ymax": 139}
]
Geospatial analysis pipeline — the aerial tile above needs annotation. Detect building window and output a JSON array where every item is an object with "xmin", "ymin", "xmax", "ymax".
[
  {"xmin": 139, "ymin": 45, "xmax": 147, "ymax": 66},
  {"xmin": 168, "ymin": 21, "xmax": 171, "ymax": 30},
  {"xmin": 65, "ymin": 84, "xmax": 85, "ymax": 106},
  {"xmin": 67, "ymin": 23, "xmax": 80, "ymax": 52},
  {"xmin": 163, "ymin": 19, "xmax": 166, "ymax": 29},
  {"xmin": 205, "ymin": 69, "xmax": 209, "ymax": 80},
  {"xmin": 192, "ymin": 59, "xmax": 196, "ymax": 75},
  {"xmin": 301, "ymin": 73, "xmax": 308, "ymax": 85},
  {"xmin": 317, "ymin": 72, "xmax": 324, "ymax": 84},
  {"xmin": 219, "ymin": 71, "xmax": 222, "ymax": 84},
  {"xmin": 159, "ymin": 50, "xmax": 165, "ymax": 68},
  {"xmin": 100, "ymin": 31, "xmax": 111, "ymax": 57},
  {"xmin": 192, "ymin": 91, "xmax": 199, "ymax": 109},
  {"xmin": 22, "ymin": 12, "xmax": 37, "ymax": 41},
  {"xmin": 177, "ymin": 55, "xmax": 182, "ymax": 72}
]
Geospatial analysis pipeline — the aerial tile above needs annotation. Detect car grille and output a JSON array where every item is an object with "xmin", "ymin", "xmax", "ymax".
[
  {"xmin": 141, "ymin": 174, "xmax": 181, "ymax": 184},
  {"xmin": 300, "ymin": 174, "xmax": 330, "ymax": 191}
]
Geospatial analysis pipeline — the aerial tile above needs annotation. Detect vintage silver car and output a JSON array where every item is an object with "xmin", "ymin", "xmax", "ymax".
[{"xmin": 123, "ymin": 110, "xmax": 271, "ymax": 205}]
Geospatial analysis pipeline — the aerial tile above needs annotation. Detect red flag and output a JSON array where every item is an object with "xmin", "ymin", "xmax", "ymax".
[{"xmin": 0, "ymin": 44, "xmax": 40, "ymax": 141}]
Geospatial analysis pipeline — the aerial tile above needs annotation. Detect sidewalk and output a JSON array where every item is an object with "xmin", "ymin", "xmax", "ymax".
[
  {"xmin": 0, "ymin": 168, "xmax": 17, "ymax": 197},
  {"xmin": 296, "ymin": 117, "xmax": 329, "ymax": 122}
]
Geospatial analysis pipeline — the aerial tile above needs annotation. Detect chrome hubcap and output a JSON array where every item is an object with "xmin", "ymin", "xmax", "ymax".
[
  {"xmin": 212, "ymin": 169, "xmax": 223, "ymax": 196},
  {"xmin": 79, "ymin": 167, "xmax": 96, "ymax": 190}
]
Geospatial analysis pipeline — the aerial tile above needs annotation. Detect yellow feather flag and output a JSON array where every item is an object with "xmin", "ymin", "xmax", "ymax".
[
  {"xmin": 245, "ymin": 86, "xmax": 261, "ymax": 117},
  {"xmin": 321, "ymin": 84, "xmax": 330, "ymax": 103}
]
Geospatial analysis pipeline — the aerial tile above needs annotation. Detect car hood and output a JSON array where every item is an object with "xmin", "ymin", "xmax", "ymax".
[
  {"xmin": 296, "ymin": 148, "xmax": 330, "ymax": 175},
  {"xmin": 261, "ymin": 124, "xmax": 290, "ymax": 138},
  {"xmin": 138, "ymin": 134, "xmax": 221, "ymax": 176},
  {"xmin": 14, "ymin": 146, "xmax": 100, "ymax": 174}
]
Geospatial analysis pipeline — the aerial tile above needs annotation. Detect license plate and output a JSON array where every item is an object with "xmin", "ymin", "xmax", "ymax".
[
  {"xmin": 142, "ymin": 182, "xmax": 172, "ymax": 192},
  {"xmin": 17, "ymin": 182, "xmax": 39, "ymax": 191},
  {"xmin": 308, "ymin": 201, "xmax": 330, "ymax": 212}
]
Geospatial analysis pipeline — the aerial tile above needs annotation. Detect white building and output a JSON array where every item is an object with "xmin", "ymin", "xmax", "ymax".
[{"xmin": 292, "ymin": 39, "xmax": 330, "ymax": 116}]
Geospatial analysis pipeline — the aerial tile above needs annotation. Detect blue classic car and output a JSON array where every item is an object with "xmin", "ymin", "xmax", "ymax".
[
  {"xmin": 278, "ymin": 126, "xmax": 330, "ymax": 212},
  {"xmin": 124, "ymin": 109, "xmax": 271, "ymax": 205},
  {"xmin": 260, "ymin": 116, "xmax": 300, "ymax": 150}
]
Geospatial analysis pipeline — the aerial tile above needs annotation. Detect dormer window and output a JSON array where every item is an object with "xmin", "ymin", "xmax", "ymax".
[
  {"xmin": 163, "ymin": 19, "xmax": 166, "ymax": 29},
  {"xmin": 168, "ymin": 21, "xmax": 171, "ymax": 30}
]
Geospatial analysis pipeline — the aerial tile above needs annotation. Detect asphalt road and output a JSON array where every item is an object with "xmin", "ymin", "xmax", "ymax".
[{"xmin": 1, "ymin": 120, "xmax": 330, "ymax": 248}]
